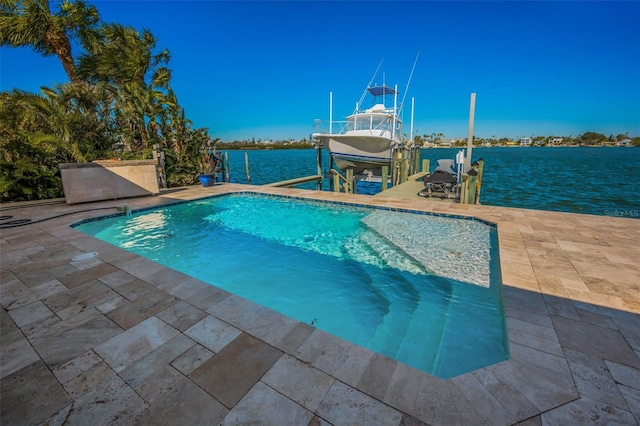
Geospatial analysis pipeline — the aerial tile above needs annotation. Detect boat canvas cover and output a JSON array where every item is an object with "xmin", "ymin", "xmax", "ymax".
[{"xmin": 367, "ymin": 85, "xmax": 396, "ymax": 97}]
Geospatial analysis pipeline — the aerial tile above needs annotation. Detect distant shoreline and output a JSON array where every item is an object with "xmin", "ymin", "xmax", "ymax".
[
  {"xmin": 218, "ymin": 144, "xmax": 638, "ymax": 151},
  {"xmin": 428, "ymin": 144, "xmax": 638, "ymax": 148}
]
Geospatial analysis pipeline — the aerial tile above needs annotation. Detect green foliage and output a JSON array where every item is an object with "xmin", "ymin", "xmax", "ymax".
[
  {"xmin": 216, "ymin": 140, "xmax": 313, "ymax": 150},
  {"xmin": 0, "ymin": 0, "xmax": 211, "ymax": 202},
  {"xmin": 0, "ymin": 0, "xmax": 101, "ymax": 81},
  {"xmin": 0, "ymin": 157, "xmax": 62, "ymax": 201},
  {"xmin": 579, "ymin": 132, "xmax": 606, "ymax": 144}
]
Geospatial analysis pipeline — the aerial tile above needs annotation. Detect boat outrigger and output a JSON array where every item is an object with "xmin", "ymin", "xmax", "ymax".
[{"xmin": 312, "ymin": 57, "xmax": 419, "ymax": 187}]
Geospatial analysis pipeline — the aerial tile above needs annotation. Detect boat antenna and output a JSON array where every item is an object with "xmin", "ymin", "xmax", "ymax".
[
  {"xmin": 355, "ymin": 58, "xmax": 384, "ymax": 113},
  {"xmin": 399, "ymin": 52, "xmax": 420, "ymax": 116}
]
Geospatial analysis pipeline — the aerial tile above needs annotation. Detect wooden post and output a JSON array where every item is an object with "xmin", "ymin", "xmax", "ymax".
[
  {"xmin": 224, "ymin": 152, "xmax": 230, "ymax": 182},
  {"xmin": 333, "ymin": 172, "xmax": 340, "ymax": 193},
  {"xmin": 422, "ymin": 159, "xmax": 430, "ymax": 174},
  {"xmin": 460, "ymin": 174, "xmax": 469, "ymax": 204},
  {"xmin": 401, "ymin": 158, "xmax": 408, "ymax": 183},
  {"xmin": 329, "ymin": 156, "xmax": 335, "ymax": 192},
  {"xmin": 316, "ymin": 144, "xmax": 323, "ymax": 191},
  {"xmin": 467, "ymin": 174, "xmax": 477, "ymax": 204},
  {"xmin": 389, "ymin": 152, "xmax": 396, "ymax": 187},
  {"xmin": 392, "ymin": 151, "xmax": 400, "ymax": 186},
  {"xmin": 244, "ymin": 152, "xmax": 251, "ymax": 183},
  {"xmin": 346, "ymin": 169, "xmax": 354, "ymax": 193},
  {"xmin": 152, "ymin": 143, "xmax": 167, "ymax": 189},
  {"xmin": 475, "ymin": 159, "xmax": 484, "ymax": 204},
  {"xmin": 414, "ymin": 147, "xmax": 421, "ymax": 174},
  {"xmin": 381, "ymin": 166, "xmax": 389, "ymax": 191}
]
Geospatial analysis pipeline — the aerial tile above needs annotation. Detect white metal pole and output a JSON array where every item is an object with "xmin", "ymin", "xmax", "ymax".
[
  {"xmin": 354, "ymin": 102, "xmax": 358, "ymax": 130},
  {"xmin": 329, "ymin": 92, "xmax": 333, "ymax": 134},
  {"xmin": 392, "ymin": 84, "xmax": 398, "ymax": 139},
  {"xmin": 465, "ymin": 93, "xmax": 476, "ymax": 170},
  {"xmin": 410, "ymin": 97, "xmax": 415, "ymax": 142}
]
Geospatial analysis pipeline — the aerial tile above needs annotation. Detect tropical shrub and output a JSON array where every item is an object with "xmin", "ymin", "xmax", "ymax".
[{"xmin": 0, "ymin": 0, "xmax": 212, "ymax": 201}]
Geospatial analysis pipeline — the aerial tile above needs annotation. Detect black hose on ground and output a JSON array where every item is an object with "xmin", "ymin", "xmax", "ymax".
[{"xmin": 0, "ymin": 207, "xmax": 120, "ymax": 229}]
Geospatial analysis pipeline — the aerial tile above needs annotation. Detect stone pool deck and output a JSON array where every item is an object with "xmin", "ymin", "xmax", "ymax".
[{"xmin": 1, "ymin": 183, "xmax": 639, "ymax": 425}]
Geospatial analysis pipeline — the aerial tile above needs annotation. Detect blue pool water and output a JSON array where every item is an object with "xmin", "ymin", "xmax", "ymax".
[{"xmin": 75, "ymin": 193, "xmax": 509, "ymax": 378}]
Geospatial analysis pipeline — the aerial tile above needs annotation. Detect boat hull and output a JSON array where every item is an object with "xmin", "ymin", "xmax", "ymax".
[{"xmin": 316, "ymin": 134, "xmax": 396, "ymax": 173}]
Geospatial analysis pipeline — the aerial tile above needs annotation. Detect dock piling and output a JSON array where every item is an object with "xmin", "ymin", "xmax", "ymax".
[
  {"xmin": 316, "ymin": 143, "xmax": 323, "ymax": 190},
  {"xmin": 244, "ymin": 152, "xmax": 251, "ymax": 183},
  {"xmin": 467, "ymin": 173, "xmax": 477, "ymax": 204},
  {"xmin": 474, "ymin": 159, "xmax": 484, "ymax": 204},
  {"xmin": 381, "ymin": 166, "xmax": 389, "ymax": 191},
  {"xmin": 224, "ymin": 152, "xmax": 230, "ymax": 182},
  {"xmin": 460, "ymin": 174, "xmax": 469, "ymax": 204},
  {"xmin": 422, "ymin": 159, "xmax": 430, "ymax": 174},
  {"xmin": 346, "ymin": 169, "xmax": 354, "ymax": 193}
]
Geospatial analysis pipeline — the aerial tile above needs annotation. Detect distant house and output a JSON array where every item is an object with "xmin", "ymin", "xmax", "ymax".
[
  {"xmin": 616, "ymin": 139, "xmax": 631, "ymax": 147},
  {"xmin": 520, "ymin": 137, "xmax": 532, "ymax": 146},
  {"xmin": 548, "ymin": 137, "xmax": 563, "ymax": 146}
]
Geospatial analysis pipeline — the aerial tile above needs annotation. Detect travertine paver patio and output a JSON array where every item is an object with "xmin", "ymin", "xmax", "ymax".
[{"xmin": 1, "ymin": 183, "xmax": 638, "ymax": 425}]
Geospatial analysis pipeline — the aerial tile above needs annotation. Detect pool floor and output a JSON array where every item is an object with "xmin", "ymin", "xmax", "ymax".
[{"xmin": 75, "ymin": 193, "xmax": 508, "ymax": 378}]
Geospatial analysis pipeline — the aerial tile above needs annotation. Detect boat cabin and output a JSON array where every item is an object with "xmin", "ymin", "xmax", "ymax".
[{"xmin": 347, "ymin": 105, "xmax": 399, "ymax": 132}]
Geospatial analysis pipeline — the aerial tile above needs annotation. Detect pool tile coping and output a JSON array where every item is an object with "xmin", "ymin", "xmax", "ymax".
[{"xmin": 1, "ymin": 183, "xmax": 639, "ymax": 425}]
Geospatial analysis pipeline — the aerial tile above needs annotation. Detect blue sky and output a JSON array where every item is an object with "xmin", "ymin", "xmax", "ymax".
[{"xmin": 2, "ymin": 1, "xmax": 639, "ymax": 141}]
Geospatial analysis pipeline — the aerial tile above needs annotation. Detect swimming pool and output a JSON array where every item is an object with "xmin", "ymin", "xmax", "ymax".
[{"xmin": 74, "ymin": 193, "xmax": 509, "ymax": 378}]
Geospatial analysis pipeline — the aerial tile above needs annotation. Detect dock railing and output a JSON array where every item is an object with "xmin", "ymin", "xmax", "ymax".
[
  {"xmin": 330, "ymin": 169, "xmax": 355, "ymax": 193},
  {"xmin": 262, "ymin": 175, "xmax": 323, "ymax": 188}
]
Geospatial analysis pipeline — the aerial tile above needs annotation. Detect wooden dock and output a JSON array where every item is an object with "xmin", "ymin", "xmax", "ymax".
[
  {"xmin": 375, "ymin": 157, "xmax": 484, "ymax": 205},
  {"xmin": 373, "ymin": 172, "xmax": 428, "ymax": 200}
]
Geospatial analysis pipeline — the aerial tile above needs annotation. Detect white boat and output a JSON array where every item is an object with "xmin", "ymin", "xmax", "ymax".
[
  {"xmin": 313, "ymin": 58, "xmax": 419, "ymax": 182},
  {"xmin": 313, "ymin": 84, "xmax": 404, "ymax": 176}
]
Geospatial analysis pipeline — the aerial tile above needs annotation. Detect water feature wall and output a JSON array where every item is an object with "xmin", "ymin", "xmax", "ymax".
[{"xmin": 59, "ymin": 160, "xmax": 159, "ymax": 204}]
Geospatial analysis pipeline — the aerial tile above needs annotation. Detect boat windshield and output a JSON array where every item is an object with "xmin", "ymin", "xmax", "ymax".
[{"xmin": 347, "ymin": 114, "xmax": 395, "ymax": 132}]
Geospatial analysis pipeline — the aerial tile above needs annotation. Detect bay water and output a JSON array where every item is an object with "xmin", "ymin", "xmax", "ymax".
[{"xmin": 221, "ymin": 147, "xmax": 640, "ymax": 218}]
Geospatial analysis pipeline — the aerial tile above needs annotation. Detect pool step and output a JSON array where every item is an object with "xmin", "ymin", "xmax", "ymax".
[
  {"xmin": 357, "ymin": 226, "xmax": 457, "ymax": 373},
  {"xmin": 357, "ymin": 230, "xmax": 420, "ymax": 357},
  {"xmin": 361, "ymin": 211, "xmax": 490, "ymax": 287},
  {"xmin": 427, "ymin": 283, "xmax": 509, "ymax": 379},
  {"xmin": 356, "ymin": 228, "xmax": 429, "ymax": 275},
  {"xmin": 395, "ymin": 275, "xmax": 455, "ymax": 374},
  {"xmin": 365, "ymin": 281, "xmax": 417, "ymax": 358},
  {"xmin": 360, "ymin": 212, "xmax": 433, "ymax": 277}
]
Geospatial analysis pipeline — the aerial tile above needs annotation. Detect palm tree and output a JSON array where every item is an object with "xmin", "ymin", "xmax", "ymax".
[
  {"xmin": 1, "ymin": 1, "xmax": 212, "ymax": 198},
  {"xmin": 77, "ymin": 23, "xmax": 170, "ymax": 87},
  {"xmin": 0, "ymin": 0, "xmax": 101, "ymax": 82},
  {"xmin": 77, "ymin": 23, "xmax": 172, "ymax": 152},
  {"xmin": 2, "ymin": 83, "xmax": 114, "ymax": 163}
]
